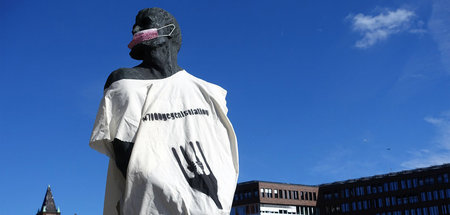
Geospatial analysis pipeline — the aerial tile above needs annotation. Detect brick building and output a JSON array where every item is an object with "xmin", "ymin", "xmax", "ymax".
[{"xmin": 232, "ymin": 181, "xmax": 319, "ymax": 215}]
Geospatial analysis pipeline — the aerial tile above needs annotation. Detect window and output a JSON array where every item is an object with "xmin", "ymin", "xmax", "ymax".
[
  {"xmin": 429, "ymin": 206, "xmax": 438, "ymax": 215},
  {"xmin": 407, "ymin": 179, "xmax": 412, "ymax": 188},
  {"xmin": 417, "ymin": 208, "xmax": 422, "ymax": 215},
  {"xmin": 288, "ymin": 190, "xmax": 291, "ymax": 199},
  {"xmin": 401, "ymin": 180, "xmax": 406, "ymax": 189},
  {"xmin": 413, "ymin": 178, "xmax": 418, "ymax": 188},
  {"xmin": 274, "ymin": 189, "xmax": 278, "ymax": 198},
  {"xmin": 442, "ymin": 205, "xmax": 448, "ymax": 214},
  {"xmin": 390, "ymin": 182, "xmax": 395, "ymax": 191},
  {"xmin": 260, "ymin": 188, "xmax": 264, "ymax": 198},
  {"xmin": 444, "ymin": 173, "xmax": 449, "ymax": 183},
  {"xmin": 313, "ymin": 192, "xmax": 317, "ymax": 200},
  {"xmin": 433, "ymin": 190, "xmax": 438, "ymax": 200},
  {"xmin": 386, "ymin": 197, "xmax": 391, "ymax": 207},
  {"xmin": 384, "ymin": 183, "xmax": 389, "ymax": 192},
  {"xmin": 391, "ymin": 196, "xmax": 397, "ymax": 206},
  {"xmin": 421, "ymin": 192, "xmax": 426, "ymax": 201}
]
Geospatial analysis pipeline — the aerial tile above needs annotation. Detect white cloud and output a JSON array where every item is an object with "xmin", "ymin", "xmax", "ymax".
[
  {"xmin": 348, "ymin": 9, "xmax": 421, "ymax": 48},
  {"xmin": 429, "ymin": 0, "xmax": 450, "ymax": 73},
  {"xmin": 402, "ymin": 111, "xmax": 450, "ymax": 168}
]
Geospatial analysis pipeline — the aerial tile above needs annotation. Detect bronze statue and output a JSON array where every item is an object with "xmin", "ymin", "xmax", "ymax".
[{"xmin": 90, "ymin": 8, "xmax": 238, "ymax": 215}]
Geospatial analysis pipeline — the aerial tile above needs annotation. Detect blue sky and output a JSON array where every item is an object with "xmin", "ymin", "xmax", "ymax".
[{"xmin": 1, "ymin": 0, "xmax": 450, "ymax": 214}]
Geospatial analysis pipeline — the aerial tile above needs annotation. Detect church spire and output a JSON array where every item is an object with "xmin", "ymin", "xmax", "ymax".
[{"xmin": 36, "ymin": 185, "xmax": 61, "ymax": 215}]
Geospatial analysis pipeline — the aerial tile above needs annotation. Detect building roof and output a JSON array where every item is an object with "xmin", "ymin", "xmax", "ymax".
[
  {"xmin": 319, "ymin": 163, "xmax": 450, "ymax": 186},
  {"xmin": 39, "ymin": 185, "xmax": 58, "ymax": 213}
]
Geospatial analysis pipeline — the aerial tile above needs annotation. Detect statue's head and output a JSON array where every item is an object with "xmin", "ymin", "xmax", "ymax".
[{"xmin": 129, "ymin": 8, "xmax": 182, "ymax": 60}]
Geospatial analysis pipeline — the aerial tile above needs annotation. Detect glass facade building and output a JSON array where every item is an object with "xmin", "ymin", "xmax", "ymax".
[
  {"xmin": 232, "ymin": 163, "xmax": 450, "ymax": 215},
  {"xmin": 318, "ymin": 163, "xmax": 450, "ymax": 215}
]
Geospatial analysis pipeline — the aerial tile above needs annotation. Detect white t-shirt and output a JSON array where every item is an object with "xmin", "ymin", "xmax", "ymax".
[{"xmin": 90, "ymin": 70, "xmax": 239, "ymax": 215}]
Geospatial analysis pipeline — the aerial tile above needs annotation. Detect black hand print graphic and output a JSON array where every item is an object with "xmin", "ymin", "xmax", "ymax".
[{"xmin": 172, "ymin": 141, "xmax": 223, "ymax": 209}]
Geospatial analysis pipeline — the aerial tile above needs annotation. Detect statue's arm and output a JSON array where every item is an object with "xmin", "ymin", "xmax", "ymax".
[
  {"xmin": 112, "ymin": 138, "xmax": 134, "ymax": 178},
  {"xmin": 105, "ymin": 68, "xmax": 137, "ymax": 178}
]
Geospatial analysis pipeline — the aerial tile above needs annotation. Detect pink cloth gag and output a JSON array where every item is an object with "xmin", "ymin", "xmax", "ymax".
[
  {"xmin": 128, "ymin": 24, "xmax": 176, "ymax": 49},
  {"xmin": 128, "ymin": 28, "xmax": 158, "ymax": 49}
]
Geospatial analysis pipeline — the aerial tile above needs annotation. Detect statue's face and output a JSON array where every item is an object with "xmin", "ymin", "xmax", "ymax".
[
  {"xmin": 131, "ymin": 9, "xmax": 170, "ymax": 49},
  {"xmin": 129, "ymin": 8, "xmax": 180, "ymax": 60}
]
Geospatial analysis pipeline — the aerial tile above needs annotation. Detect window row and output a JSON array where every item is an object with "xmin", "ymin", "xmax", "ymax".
[
  {"xmin": 336, "ymin": 190, "xmax": 450, "ymax": 212},
  {"xmin": 234, "ymin": 190, "xmax": 259, "ymax": 201},
  {"xmin": 335, "ymin": 203, "xmax": 449, "ymax": 215},
  {"xmin": 260, "ymin": 188, "xmax": 317, "ymax": 201},
  {"xmin": 324, "ymin": 174, "xmax": 449, "ymax": 200},
  {"xmin": 374, "ymin": 204, "xmax": 450, "ymax": 215}
]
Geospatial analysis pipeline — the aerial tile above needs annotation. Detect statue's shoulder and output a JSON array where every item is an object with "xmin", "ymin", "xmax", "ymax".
[{"xmin": 104, "ymin": 68, "xmax": 140, "ymax": 89}]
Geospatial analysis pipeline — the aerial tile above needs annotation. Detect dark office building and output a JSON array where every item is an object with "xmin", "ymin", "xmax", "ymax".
[
  {"xmin": 233, "ymin": 163, "xmax": 450, "ymax": 215},
  {"xmin": 317, "ymin": 163, "xmax": 450, "ymax": 215},
  {"xmin": 231, "ymin": 181, "xmax": 319, "ymax": 215}
]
